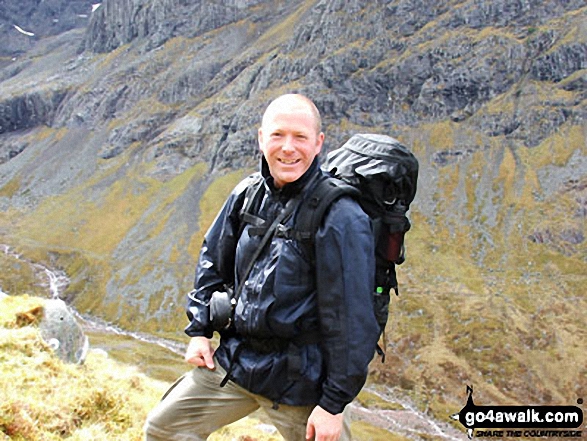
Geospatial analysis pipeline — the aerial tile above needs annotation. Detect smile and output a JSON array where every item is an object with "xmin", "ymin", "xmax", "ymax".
[{"xmin": 278, "ymin": 158, "xmax": 301, "ymax": 165}]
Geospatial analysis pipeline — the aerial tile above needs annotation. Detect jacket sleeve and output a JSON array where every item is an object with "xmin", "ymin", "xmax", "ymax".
[
  {"xmin": 184, "ymin": 175, "xmax": 256, "ymax": 338},
  {"xmin": 314, "ymin": 196, "xmax": 380, "ymax": 414}
]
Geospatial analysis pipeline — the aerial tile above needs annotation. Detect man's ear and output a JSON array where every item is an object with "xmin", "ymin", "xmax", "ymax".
[
  {"xmin": 258, "ymin": 127, "xmax": 264, "ymax": 152},
  {"xmin": 316, "ymin": 132, "xmax": 325, "ymax": 154}
]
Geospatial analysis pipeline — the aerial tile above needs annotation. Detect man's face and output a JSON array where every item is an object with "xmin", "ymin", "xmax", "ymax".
[{"xmin": 258, "ymin": 99, "xmax": 324, "ymax": 188}]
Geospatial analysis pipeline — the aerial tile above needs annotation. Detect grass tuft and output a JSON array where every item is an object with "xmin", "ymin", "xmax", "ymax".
[{"xmin": 0, "ymin": 295, "xmax": 168, "ymax": 441}]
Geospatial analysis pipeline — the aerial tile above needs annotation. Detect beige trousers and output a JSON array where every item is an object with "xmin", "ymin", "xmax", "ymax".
[{"xmin": 144, "ymin": 362, "xmax": 352, "ymax": 441}]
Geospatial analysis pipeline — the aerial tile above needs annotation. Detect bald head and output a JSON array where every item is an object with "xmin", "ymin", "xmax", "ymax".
[{"xmin": 261, "ymin": 94, "xmax": 322, "ymax": 135}]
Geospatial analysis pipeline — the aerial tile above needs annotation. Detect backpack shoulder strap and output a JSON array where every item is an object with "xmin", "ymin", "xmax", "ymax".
[
  {"xmin": 294, "ymin": 176, "xmax": 360, "ymax": 246},
  {"xmin": 238, "ymin": 174, "xmax": 266, "ymax": 231},
  {"xmin": 240, "ymin": 173, "xmax": 264, "ymax": 213}
]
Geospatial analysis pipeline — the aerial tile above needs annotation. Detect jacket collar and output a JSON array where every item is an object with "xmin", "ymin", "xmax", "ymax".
[{"xmin": 261, "ymin": 156, "xmax": 321, "ymax": 198}]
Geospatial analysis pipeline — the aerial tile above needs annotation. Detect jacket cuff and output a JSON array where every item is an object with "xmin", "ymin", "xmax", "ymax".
[
  {"xmin": 184, "ymin": 325, "xmax": 213, "ymax": 339},
  {"xmin": 318, "ymin": 391, "xmax": 348, "ymax": 415}
]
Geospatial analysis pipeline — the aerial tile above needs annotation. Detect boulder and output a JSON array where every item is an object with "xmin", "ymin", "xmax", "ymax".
[{"xmin": 39, "ymin": 299, "xmax": 89, "ymax": 364}]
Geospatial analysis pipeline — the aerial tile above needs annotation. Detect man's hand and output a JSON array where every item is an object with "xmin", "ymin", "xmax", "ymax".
[
  {"xmin": 184, "ymin": 336, "xmax": 215, "ymax": 369},
  {"xmin": 305, "ymin": 405, "xmax": 343, "ymax": 441}
]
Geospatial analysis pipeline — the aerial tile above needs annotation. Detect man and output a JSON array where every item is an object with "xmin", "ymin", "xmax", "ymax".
[{"xmin": 144, "ymin": 94, "xmax": 380, "ymax": 440}]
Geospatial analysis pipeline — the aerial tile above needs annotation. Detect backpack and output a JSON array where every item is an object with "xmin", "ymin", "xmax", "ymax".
[{"xmin": 240, "ymin": 133, "xmax": 419, "ymax": 360}]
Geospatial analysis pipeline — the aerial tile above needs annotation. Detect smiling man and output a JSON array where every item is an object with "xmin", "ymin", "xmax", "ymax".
[
  {"xmin": 258, "ymin": 94, "xmax": 324, "ymax": 187},
  {"xmin": 144, "ymin": 94, "xmax": 379, "ymax": 441}
]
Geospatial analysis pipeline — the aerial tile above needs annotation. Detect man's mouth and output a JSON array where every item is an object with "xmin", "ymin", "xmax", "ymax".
[{"xmin": 278, "ymin": 158, "xmax": 300, "ymax": 165}]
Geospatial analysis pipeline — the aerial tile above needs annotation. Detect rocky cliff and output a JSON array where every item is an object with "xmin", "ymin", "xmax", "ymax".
[
  {"xmin": 0, "ymin": 0, "xmax": 585, "ymax": 417},
  {"xmin": 0, "ymin": 0, "xmax": 94, "ymax": 57}
]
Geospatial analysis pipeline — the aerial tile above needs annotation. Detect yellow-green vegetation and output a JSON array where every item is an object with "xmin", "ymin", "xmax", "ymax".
[
  {"xmin": 255, "ymin": 0, "xmax": 316, "ymax": 51},
  {"xmin": 2, "ymin": 111, "xmax": 584, "ymax": 436},
  {"xmin": 14, "ymin": 159, "xmax": 204, "ymax": 258},
  {"xmin": 426, "ymin": 121, "xmax": 457, "ymax": 151},
  {"xmin": 6, "ymin": 143, "xmax": 211, "ymax": 333},
  {"xmin": 385, "ymin": 266, "xmax": 587, "ymax": 414},
  {"xmin": 368, "ymin": 113, "xmax": 587, "ymax": 420},
  {"xmin": 351, "ymin": 422, "xmax": 411, "ymax": 441},
  {"xmin": 529, "ymin": 124, "xmax": 585, "ymax": 168},
  {"xmin": 356, "ymin": 390, "xmax": 404, "ymax": 411},
  {"xmin": 0, "ymin": 295, "xmax": 299, "ymax": 441},
  {"xmin": 187, "ymin": 168, "xmax": 253, "ymax": 258},
  {"xmin": 0, "ymin": 249, "xmax": 46, "ymax": 298},
  {"xmin": 0, "ymin": 295, "xmax": 168, "ymax": 441},
  {"xmin": 0, "ymin": 176, "xmax": 21, "ymax": 198},
  {"xmin": 0, "ymin": 295, "xmax": 397, "ymax": 440}
]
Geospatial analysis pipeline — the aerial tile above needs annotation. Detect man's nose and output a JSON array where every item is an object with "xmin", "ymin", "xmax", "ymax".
[{"xmin": 281, "ymin": 135, "xmax": 295, "ymax": 152}]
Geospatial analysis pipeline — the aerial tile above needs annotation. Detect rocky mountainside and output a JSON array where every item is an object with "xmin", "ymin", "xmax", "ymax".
[
  {"xmin": 0, "ymin": 0, "xmax": 95, "ymax": 57},
  {"xmin": 0, "ymin": 0, "xmax": 586, "ymax": 418}
]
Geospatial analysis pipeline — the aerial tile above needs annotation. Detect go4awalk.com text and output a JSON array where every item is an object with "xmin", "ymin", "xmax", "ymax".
[
  {"xmin": 475, "ymin": 429, "xmax": 582, "ymax": 438},
  {"xmin": 451, "ymin": 386, "xmax": 584, "ymax": 439}
]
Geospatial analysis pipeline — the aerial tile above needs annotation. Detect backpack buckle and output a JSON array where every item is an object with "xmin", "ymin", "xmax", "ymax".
[{"xmin": 275, "ymin": 224, "xmax": 291, "ymax": 239}]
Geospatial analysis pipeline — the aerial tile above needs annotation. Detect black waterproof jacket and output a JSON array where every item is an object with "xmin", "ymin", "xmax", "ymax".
[{"xmin": 185, "ymin": 158, "xmax": 380, "ymax": 414}]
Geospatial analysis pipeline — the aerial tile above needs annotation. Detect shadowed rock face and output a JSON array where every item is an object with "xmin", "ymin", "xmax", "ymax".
[
  {"xmin": 83, "ymin": 0, "xmax": 270, "ymax": 54},
  {"xmin": 39, "ymin": 299, "xmax": 89, "ymax": 364},
  {"xmin": 0, "ymin": 0, "xmax": 94, "ymax": 57},
  {"xmin": 0, "ymin": 90, "xmax": 67, "ymax": 137}
]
